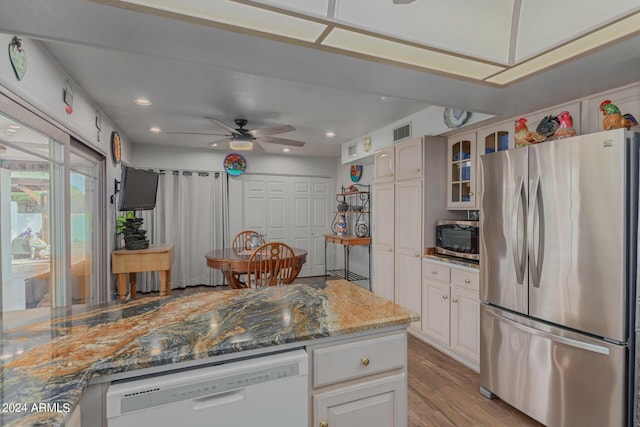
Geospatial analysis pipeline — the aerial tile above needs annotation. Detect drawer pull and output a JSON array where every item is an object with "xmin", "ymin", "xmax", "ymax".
[
  {"xmin": 465, "ymin": 279, "xmax": 471, "ymax": 284},
  {"xmin": 452, "ymin": 298, "xmax": 458, "ymax": 303},
  {"xmin": 416, "ymin": 168, "xmax": 421, "ymax": 173},
  {"xmin": 442, "ymin": 295, "xmax": 448, "ymax": 299},
  {"xmin": 320, "ymin": 421, "xmax": 329, "ymax": 427},
  {"xmin": 432, "ymin": 270, "xmax": 437, "ymax": 275},
  {"xmin": 361, "ymin": 356, "xmax": 370, "ymax": 366}
]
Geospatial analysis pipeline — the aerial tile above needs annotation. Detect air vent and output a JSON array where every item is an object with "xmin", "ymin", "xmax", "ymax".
[
  {"xmin": 347, "ymin": 144, "xmax": 357, "ymax": 157},
  {"xmin": 393, "ymin": 122, "xmax": 411, "ymax": 142}
]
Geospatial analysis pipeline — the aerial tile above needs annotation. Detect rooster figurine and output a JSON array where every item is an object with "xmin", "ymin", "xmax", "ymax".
[
  {"xmin": 600, "ymin": 100, "xmax": 627, "ymax": 130},
  {"xmin": 553, "ymin": 111, "xmax": 577, "ymax": 139},
  {"xmin": 515, "ymin": 117, "xmax": 546, "ymax": 146}
]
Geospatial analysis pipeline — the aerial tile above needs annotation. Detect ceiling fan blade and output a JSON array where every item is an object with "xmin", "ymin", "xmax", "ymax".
[
  {"xmin": 248, "ymin": 124, "xmax": 295, "ymax": 137},
  {"xmin": 205, "ymin": 116, "xmax": 240, "ymax": 135},
  {"xmin": 259, "ymin": 136, "xmax": 305, "ymax": 147},
  {"xmin": 252, "ymin": 143, "xmax": 265, "ymax": 153},
  {"xmin": 165, "ymin": 131, "xmax": 229, "ymax": 136}
]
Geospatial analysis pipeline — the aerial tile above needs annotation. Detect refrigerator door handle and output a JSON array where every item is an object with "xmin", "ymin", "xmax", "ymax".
[
  {"xmin": 511, "ymin": 176, "xmax": 527, "ymax": 284},
  {"xmin": 485, "ymin": 309, "xmax": 610, "ymax": 355},
  {"xmin": 527, "ymin": 175, "xmax": 545, "ymax": 288}
]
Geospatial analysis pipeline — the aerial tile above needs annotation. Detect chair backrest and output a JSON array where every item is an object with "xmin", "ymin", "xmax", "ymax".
[
  {"xmin": 247, "ymin": 242, "xmax": 296, "ymax": 287},
  {"xmin": 232, "ymin": 230, "xmax": 265, "ymax": 253}
]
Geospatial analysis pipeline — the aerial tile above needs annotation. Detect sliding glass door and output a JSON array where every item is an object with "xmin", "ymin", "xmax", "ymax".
[{"xmin": 0, "ymin": 94, "xmax": 106, "ymax": 312}]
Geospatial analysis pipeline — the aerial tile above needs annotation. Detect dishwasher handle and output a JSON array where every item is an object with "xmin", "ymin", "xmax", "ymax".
[{"xmin": 192, "ymin": 389, "xmax": 246, "ymax": 411}]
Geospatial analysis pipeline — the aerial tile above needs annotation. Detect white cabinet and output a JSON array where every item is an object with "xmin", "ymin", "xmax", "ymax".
[
  {"xmin": 394, "ymin": 139, "xmax": 423, "ymax": 181},
  {"xmin": 394, "ymin": 179, "xmax": 422, "ymax": 330},
  {"xmin": 581, "ymin": 83, "xmax": 640, "ymax": 134},
  {"xmin": 420, "ymin": 259, "xmax": 480, "ymax": 371},
  {"xmin": 374, "ymin": 146, "xmax": 395, "ymax": 183},
  {"xmin": 309, "ymin": 330, "xmax": 409, "ymax": 427},
  {"xmin": 446, "ymin": 132, "xmax": 477, "ymax": 209},
  {"xmin": 373, "ymin": 136, "xmax": 424, "ymax": 329}
]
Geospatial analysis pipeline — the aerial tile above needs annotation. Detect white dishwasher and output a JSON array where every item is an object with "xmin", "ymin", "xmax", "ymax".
[{"xmin": 106, "ymin": 349, "xmax": 308, "ymax": 427}]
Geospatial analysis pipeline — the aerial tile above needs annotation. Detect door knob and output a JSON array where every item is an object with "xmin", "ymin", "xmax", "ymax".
[
  {"xmin": 442, "ymin": 295, "xmax": 448, "ymax": 299},
  {"xmin": 320, "ymin": 421, "xmax": 329, "ymax": 427},
  {"xmin": 432, "ymin": 270, "xmax": 437, "ymax": 275},
  {"xmin": 465, "ymin": 279, "xmax": 471, "ymax": 283},
  {"xmin": 452, "ymin": 298, "xmax": 458, "ymax": 303},
  {"xmin": 416, "ymin": 168, "xmax": 421, "ymax": 172},
  {"xmin": 361, "ymin": 356, "xmax": 370, "ymax": 366}
]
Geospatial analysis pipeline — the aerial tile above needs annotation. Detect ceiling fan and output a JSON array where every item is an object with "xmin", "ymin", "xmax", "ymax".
[{"xmin": 168, "ymin": 117, "xmax": 305, "ymax": 152}]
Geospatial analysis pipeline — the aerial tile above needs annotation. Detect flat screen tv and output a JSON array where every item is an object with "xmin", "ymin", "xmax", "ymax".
[{"xmin": 118, "ymin": 166, "xmax": 160, "ymax": 211}]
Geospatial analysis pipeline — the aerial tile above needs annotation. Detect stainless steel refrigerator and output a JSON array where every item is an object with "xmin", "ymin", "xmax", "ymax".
[{"xmin": 479, "ymin": 128, "xmax": 639, "ymax": 427}]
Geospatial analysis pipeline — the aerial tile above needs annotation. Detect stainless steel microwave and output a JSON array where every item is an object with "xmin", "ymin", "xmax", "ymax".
[{"xmin": 435, "ymin": 219, "xmax": 479, "ymax": 261}]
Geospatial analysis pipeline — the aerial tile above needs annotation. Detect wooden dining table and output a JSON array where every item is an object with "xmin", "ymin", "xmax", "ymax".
[{"xmin": 205, "ymin": 247, "xmax": 308, "ymax": 289}]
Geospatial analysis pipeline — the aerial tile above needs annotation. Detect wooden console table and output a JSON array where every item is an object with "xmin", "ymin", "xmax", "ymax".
[
  {"xmin": 112, "ymin": 244, "xmax": 174, "ymax": 300},
  {"xmin": 324, "ymin": 234, "xmax": 371, "ymax": 290}
]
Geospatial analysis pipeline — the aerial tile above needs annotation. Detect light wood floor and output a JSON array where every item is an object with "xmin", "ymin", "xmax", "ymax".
[{"xmin": 140, "ymin": 278, "xmax": 542, "ymax": 427}]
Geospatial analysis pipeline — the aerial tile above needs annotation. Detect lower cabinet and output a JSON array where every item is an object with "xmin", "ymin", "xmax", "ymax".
[
  {"xmin": 309, "ymin": 330, "xmax": 408, "ymax": 427},
  {"xmin": 420, "ymin": 259, "xmax": 480, "ymax": 371}
]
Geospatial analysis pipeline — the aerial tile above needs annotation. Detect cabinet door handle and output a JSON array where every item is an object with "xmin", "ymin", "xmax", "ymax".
[
  {"xmin": 388, "ymin": 248, "xmax": 393, "ymax": 252},
  {"xmin": 415, "ymin": 253, "xmax": 420, "ymax": 257},
  {"xmin": 465, "ymin": 279, "xmax": 471, "ymax": 284},
  {"xmin": 416, "ymin": 168, "xmax": 421, "ymax": 173},
  {"xmin": 452, "ymin": 298, "xmax": 458, "ymax": 303},
  {"xmin": 442, "ymin": 295, "xmax": 448, "ymax": 299},
  {"xmin": 320, "ymin": 421, "xmax": 329, "ymax": 427},
  {"xmin": 469, "ymin": 192, "xmax": 474, "ymax": 196},
  {"xmin": 361, "ymin": 356, "xmax": 370, "ymax": 366},
  {"xmin": 432, "ymin": 270, "xmax": 438, "ymax": 275}
]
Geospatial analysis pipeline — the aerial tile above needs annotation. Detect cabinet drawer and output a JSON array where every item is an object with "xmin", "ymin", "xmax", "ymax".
[
  {"xmin": 423, "ymin": 262, "xmax": 451, "ymax": 283},
  {"xmin": 451, "ymin": 268, "xmax": 479, "ymax": 292},
  {"xmin": 312, "ymin": 332, "xmax": 406, "ymax": 388}
]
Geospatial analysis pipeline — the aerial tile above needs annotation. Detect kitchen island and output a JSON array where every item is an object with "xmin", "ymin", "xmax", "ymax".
[{"xmin": 0, "ymin": 279, "xmax": 418, "ymax": 426}]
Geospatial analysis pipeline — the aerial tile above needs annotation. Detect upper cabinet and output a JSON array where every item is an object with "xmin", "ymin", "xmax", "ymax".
[
  {"xmin": 582, "ymin": 84, "xmax": 640, "ymax": 134},
  {"xmin": 395, "ymin": 138, "xmax": 423, "ymax": 181},
  {"xmin": 374, "ymin": 146, "xmax": 394, "ymax": 183},
  {"xmin": 447, "ymin": 132, "xmax": 477, "ymax": 210}
]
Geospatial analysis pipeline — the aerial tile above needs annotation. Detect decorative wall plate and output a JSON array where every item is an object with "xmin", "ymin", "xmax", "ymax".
[
  {"xmin": 224, "ymin": 152, "xmax": 247, "ymax": 176},
  {"xmin": 350, "ymin": 164, "xmax": 362, "ymax": 182},
  {"xmin": 363, "ymin": 136, "xmax": 372, "ymax": 152},
  {"xmin": 443, "ymin": 108, "xmax": 470, "ymax": 129},
  {"xmin": 111, "ymin": 131, "xmax": 121, "ymax": 164},
  {"xmin": 355, "ymin": 222, "xmax": 369, "ymax": 238},
  {"xmin": 8, "ymin": 36, "xmax": 26, "ymax": 81}
]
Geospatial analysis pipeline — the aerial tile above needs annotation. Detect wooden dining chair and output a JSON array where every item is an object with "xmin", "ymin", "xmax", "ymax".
[
  {"xmin": 232, "ymin": 230, "xmax": 265, "ymax": 253},
  {"xmin": 247, "ymin": 242, "xmax": 296, "ymax": 287}
]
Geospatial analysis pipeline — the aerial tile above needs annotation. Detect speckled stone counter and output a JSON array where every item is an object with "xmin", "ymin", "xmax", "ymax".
[
  {"xmin": 423, "ymin": 253, "xmax": 480, "ymax": 270},
  {"xmin": 0, "ymin": 280, "xmax": 417, "ymax": 426}
]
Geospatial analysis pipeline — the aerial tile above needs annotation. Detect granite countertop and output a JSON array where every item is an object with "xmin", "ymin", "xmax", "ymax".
[
  {"xmin": 0, "ymin": 280, "xmax": 417, "ymax": 426},
  {"xmin": 423, "ymin": 253, "xmax": 480, "ymax": 270}
]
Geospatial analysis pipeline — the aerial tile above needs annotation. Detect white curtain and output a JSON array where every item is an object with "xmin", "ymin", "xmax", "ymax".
[{"xmin": 138, "ymin": 170, "xmax": 229, "ymax": 292}]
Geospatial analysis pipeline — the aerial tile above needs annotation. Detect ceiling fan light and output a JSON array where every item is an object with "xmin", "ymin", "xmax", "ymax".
[{"xmin": 229, "ymin": 140, "xmax": 253, "ymax": 150}]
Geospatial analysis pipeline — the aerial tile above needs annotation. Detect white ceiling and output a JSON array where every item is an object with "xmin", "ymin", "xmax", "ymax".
[{"xmin": 0, "ymin": 0, "xmax": 639, "ymax": 157}]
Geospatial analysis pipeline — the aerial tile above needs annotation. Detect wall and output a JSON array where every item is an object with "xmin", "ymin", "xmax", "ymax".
[
  {"xmin": 0, "ymin": 33, "xmax": 131, "ymax": 281},
  {"xmin": 341, "ymin": 105, "xmax": 493, "ymax": 164}
]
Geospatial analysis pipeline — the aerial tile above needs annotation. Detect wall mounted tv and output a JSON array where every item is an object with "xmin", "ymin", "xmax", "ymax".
[{"xmin": 118, "ymin": 166, "xmax": 160, "ymax": 211}]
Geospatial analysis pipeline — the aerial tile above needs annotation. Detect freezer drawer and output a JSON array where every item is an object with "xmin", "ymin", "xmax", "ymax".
[{"xmin": 480, "ymin": 305, "xmax": 627, "ymax": 427}]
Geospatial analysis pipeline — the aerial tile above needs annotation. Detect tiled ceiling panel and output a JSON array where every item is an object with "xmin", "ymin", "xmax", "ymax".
[
  {"xmin": 247, "ymin": 0, "xmax": 330, "ymax": 18},
  {"xmin": 334, "ymin": 0, "xmax": 515, "ymax": 64},
  {"xmin": 517, "ymin": 0, "xmax": 640, "ymax": 61}
]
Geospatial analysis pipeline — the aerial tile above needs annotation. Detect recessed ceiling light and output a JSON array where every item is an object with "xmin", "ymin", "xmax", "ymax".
[
  {"xmin": 211, "ymin": 143, "xmax": 219, "ymax": 147},
  {"xmin": 6, "ymin": 128, "xmax": 17, "ymax": 133},
  {"xmin": 283, "ymin": 148, "xmax": 291, "ymax": 152},
  {"xmin": 149, "ymin": 127, "xmax": 162, "ymax": 133},
  {"xmin": 326, "ymin": 132, "xmax": 336, "ymax": 138},
  {"xmin": 134, "ymin": 98, "xmax": 152, "ymax": 106},
  {"xmin": 8, "ymin": 125, "xmax": 20, "ymax": 129}
]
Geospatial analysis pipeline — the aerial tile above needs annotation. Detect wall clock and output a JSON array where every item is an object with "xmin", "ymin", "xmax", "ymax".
[
  {"xmin": 363, "ymin": 136, "xmax": 372, "ymax": 152},
  {"xmin": 443, "ymin": 108, "xmax": 471, "ymax": 129},
  {"xmin": 111, "ymin": 131, "xmax": 121, "ymax": 164}
]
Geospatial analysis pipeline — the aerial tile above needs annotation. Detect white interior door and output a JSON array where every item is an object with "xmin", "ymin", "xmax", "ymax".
[
  {"xmin": 241, "ymin": 175, "xmax": 332, "ymax": 278},
  {"xmin": 311, "ymin": 178, "xmax": 331, "ymax": 276}
]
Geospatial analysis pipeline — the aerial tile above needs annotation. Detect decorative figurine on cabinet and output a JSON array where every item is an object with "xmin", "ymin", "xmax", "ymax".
[
  {"xmin": 515, "ymin": 117, "xmax": 546, "ymax": 146},
  {"xmin": 553, "ymin": 111, "xmax": 577, "ymax": 139},
  {"xmin": 600, "ymin": 99, "xmax": 628, "ymax": 130},
  {"xmin": 536, "ymin": 115, "xmax": 559, "ymax": 139}
]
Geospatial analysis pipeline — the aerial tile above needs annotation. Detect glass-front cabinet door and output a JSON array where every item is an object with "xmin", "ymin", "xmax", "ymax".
[{"xmin": 447, "ymin": 132, "xmax": 476, "ymax": 210}]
